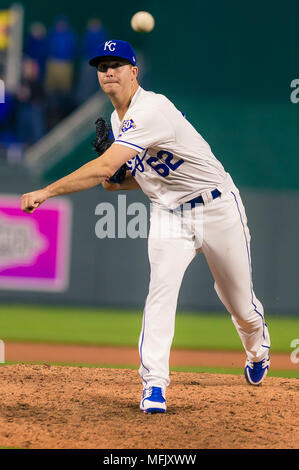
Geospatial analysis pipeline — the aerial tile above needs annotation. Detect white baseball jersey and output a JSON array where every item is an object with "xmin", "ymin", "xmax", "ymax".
[
  {"xmin": 110, "ymin": 86, "xmax": 228, "ymax": 209},
  {"xmin": 109, "ymin": 87, "xmax": 270, "ymax": 393}
]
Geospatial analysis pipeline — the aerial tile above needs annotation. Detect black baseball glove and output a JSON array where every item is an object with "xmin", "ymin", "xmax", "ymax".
[{"xmin": 92, "ymin": 117, "xmax": 127, "ymax": 184}]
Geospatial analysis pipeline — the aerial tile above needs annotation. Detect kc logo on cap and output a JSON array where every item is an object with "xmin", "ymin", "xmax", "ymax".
[{"xmin": 104, "ymin": 41, "xmax": 117, "ymax": 52}]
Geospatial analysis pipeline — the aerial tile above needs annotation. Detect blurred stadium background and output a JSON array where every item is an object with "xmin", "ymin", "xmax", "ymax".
[{"xmin": 0, "ymin": 0, "xmax": 298, "ymax": 375}]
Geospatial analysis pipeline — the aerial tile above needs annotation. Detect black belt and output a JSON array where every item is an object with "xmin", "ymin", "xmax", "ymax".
[{"xmin": 181, "ymin": 189, "xmax": 221, "ymax": 209}]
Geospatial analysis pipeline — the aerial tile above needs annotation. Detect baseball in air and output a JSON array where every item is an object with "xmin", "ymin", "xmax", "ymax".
[{"xmin": 131, "ymin": 11, "xmax": 155, "ymax": 33}]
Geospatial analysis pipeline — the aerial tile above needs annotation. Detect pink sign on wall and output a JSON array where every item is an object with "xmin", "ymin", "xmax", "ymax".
[{"xmin": 0, "ymin": 195, "xmax": 72, "ymax": 291}]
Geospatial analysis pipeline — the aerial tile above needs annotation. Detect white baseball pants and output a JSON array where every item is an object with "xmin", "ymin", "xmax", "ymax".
[{"xmin": 138, "ymin": 175, "xmax": 271, "ymax": 389}]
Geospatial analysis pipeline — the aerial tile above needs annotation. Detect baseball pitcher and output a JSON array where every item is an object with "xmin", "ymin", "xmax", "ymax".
[{"xmin": 21, "ymin": 40, "xmax": 271, "ymax": 414}]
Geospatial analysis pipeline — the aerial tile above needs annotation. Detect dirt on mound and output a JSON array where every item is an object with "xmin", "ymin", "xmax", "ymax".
[{"xmin": 0, "ymin": 364, "xmax": 298, "ymax": 449}]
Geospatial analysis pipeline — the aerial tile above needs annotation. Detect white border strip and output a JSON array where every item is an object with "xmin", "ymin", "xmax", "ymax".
[{"xmin": 0, "ymin": 340, "xmax": 5, "ymax": 363}]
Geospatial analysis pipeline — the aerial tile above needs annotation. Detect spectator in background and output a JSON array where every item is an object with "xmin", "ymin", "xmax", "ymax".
[
  {"xmin": 75, "ymin": 18, "xmax": 108, "ymax": 105},
  {"xmin": 16, "ymin": 57, "xmax": 46, "ymax": 148},
  {"xmin": 45, "ymin": 14, "xmax": 76, "ymax": 94},
  {"xmin": 25, "ymin": 22, "xmax": 48, "ymax": 81},
  {"xmin": 44, "ymin": 14, "xmax": 76, "ymax": 128}
]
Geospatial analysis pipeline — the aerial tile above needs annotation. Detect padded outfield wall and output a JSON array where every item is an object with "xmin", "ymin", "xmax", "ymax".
[{"xmin": 0, "ymin": 161, "xmax": 298, "ymax": 314}]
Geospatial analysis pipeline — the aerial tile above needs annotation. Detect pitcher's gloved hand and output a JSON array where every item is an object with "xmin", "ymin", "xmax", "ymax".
[{"xmin": 93, "ymin": 117, "xmax": 127, "ymax": 184}]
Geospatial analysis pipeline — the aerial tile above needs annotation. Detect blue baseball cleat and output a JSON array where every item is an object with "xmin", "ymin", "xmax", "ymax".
[
  {"xmin": 244, "ymin": 355, "xmax": 270, "ymax": 385},
  {"xmin": 140, "ymin": 386, "xmax": 166, "ymax": 414}
]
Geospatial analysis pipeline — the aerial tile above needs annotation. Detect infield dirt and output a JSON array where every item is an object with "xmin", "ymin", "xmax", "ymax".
[{"xmin": 0, "ymin": 364, "xmax": 298, "ymax": 449}]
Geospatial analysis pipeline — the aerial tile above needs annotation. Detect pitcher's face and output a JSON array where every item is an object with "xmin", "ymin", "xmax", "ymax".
[{"xmin": 97, "ymin": 59, "xmax": 138, "ymax": 97}]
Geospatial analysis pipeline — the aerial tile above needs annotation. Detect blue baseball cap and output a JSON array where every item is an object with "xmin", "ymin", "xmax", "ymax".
[{"xmin": 89, "ymin": 40, "xmax": 137, "ymax": 67}]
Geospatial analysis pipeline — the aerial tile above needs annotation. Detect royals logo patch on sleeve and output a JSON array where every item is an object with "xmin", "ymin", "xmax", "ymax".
[{"xmin": 121, "ymin": 119, "xmax": 136, "ymax": 133}]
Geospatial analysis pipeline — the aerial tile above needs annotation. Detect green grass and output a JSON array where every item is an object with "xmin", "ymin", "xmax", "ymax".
[
  {"xmin": 0, "ymin": 447, "xmax": 23, "ymax": 449},
  {"xmin": 0, "ymin": 303, "xmax": 298, "ymax": 353},
  {"xmin": 0, "ymin": 304, "xmax": 142, "ymax": 346}
]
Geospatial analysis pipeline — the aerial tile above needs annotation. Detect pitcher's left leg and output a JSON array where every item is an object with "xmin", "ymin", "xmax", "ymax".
[
  {"xmin": 202, "ymin": 189, "xmax": 270, "ymax": 363},
  {"xmin": 139, "ymin": 205, "xmax": 198, "ymax": 393}
]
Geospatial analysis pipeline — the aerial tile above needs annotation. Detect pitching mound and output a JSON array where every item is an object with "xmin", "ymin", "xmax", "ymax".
[{"xmin": 0, "ymin": 364, "xmax": 298, "ymax": 449}]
